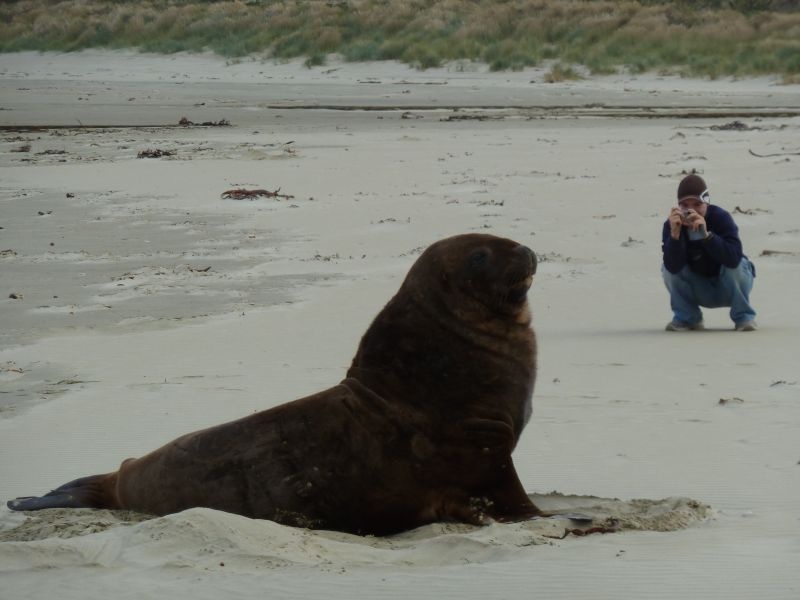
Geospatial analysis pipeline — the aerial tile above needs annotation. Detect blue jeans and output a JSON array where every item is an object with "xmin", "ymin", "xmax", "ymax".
[{"xmin": 661, "ymin": 259, "xmax": 756, "ymax": 326}]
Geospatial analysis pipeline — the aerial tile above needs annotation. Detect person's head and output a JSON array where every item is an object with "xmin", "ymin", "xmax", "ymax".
[{"xmin": 677, "ymin": 174, "xmax": 710, "ymax": 217}]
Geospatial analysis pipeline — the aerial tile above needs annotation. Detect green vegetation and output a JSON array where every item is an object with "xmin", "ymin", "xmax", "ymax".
[{"xmin": 1, "ymin": 0, "xmax": 799, "ymax": 78}]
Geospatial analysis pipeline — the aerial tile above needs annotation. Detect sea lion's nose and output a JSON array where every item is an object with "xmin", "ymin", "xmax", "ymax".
[{"xmin": 516, "ymin": 245, "xmax": 537, "ymax": 274}]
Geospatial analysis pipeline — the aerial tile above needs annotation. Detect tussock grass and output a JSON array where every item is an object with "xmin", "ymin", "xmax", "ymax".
[{"xmin": 1, "ymin": 0, "xmax": 799, "ymax": 77}]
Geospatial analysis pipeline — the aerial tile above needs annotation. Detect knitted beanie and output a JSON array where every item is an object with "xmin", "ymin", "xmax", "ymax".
[{"xmin": 677, "ymin": 174, "xmax": 709, "ymax": 202}]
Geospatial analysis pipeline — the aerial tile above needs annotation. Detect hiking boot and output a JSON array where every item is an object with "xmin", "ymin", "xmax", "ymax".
[{"xmin": 665, "ymin": 320, "xmax": 705, "ymax": 332}]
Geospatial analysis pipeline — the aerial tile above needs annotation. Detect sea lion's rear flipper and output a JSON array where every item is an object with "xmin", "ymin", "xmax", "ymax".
[
  {"xmin": 7, "ymin": 474, "xmax": 118, "ymax": 511},
  {"xmin": 7, "ymin": 493, "xmax": 88, "ymax": 511}
]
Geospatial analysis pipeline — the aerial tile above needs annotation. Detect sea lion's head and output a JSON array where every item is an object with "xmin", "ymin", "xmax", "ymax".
[
  {"xmin": 349, "ymin": 233, "xmax": 537, "ymax": 411},
  {"xmin": 408, "ymin": 234, "xmax": 537, "ymax": 324}
]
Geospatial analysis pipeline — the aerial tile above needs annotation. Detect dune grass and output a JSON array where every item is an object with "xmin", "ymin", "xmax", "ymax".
[{"xmin": 1, "ymin": 0, "xmax": 799, "ymax": 78}]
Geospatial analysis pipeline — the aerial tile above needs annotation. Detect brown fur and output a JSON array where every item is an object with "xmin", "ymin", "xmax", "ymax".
[{"xmin": 8, "ymin": 234, "xmax": 544, "ymax": 535}]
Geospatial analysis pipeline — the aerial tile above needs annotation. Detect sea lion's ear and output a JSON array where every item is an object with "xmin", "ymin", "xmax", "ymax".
[{"xmin": 441, "ymin": 273, "xmax": 448, "ymax": 283}]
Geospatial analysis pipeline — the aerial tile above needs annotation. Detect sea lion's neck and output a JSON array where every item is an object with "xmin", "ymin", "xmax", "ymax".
[{"xmin": 345, "ymin": 291, "xmax": 535, "ymax": 436}]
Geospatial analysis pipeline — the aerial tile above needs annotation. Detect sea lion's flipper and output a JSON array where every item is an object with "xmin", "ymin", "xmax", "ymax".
[
  {"xmin": 7, "ymin": 473, "xmax": 118, "ymax": 511},
  {"xmin": 7, "ymin": 493, "xmax": 88, "ymax": 511}
]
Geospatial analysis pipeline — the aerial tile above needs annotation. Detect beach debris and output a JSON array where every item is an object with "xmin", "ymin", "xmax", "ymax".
[
  {"xmin": 375, "ymin": 217, "xmax": 410, "ymax": 225},
  {"xmin": 710, "ymin": 121, "xmax": 756, "ymax": 131},
  {"xmin": 188, "ymin": 266, "xmax": 212, "ymax": 273},
  {"xmin": 733, "ymin": 206, "xmax": 772, "ymax": 215},
  {"xmin": 441, "ymin": 112, "xmax": 502, "ymax": 122},
  {"xmin": 178, "ymin": 117, "xmax": 231, "ymax": 127},
  {"xmin": 35, "ymin": 149, "xmax": 66, "ymax": 155},
  {"xmin": 395, "ymin": 79, "xmax": 447, "ymax": 86},
  {"xmin": 718, "ymin": 397, "xmax": 744, "ymax": 405},
  {"xmin": 658, "ymin": 169, "xmax": 701, "ymax": 179},
  {"xmin": 8, "ymin": 293, "xmax": 23, "ymax": 300},
  {"xmin": 66, "ymin": 193, "xmax": 75, "ymax": 198},
  {"xmin": 37, "ymin": 210, "xmax": 52, "ymax": 216},
  {"xmin": 748, "ymin": 148, "xmax": 800, "ymax": 158},
  {"xmin": 309, "ymin": 252, "xmax": 342, "ymax": 262},
  {"xmin": 621, "ymin": 237, "xmax": 644, "ymax": 247},
  {"xmin": 760, "ymin": 249, "xmax": 798, "ymax": 257},
  {"xmin": 769, "ymin": 380, "xmax": 796, "ymax": 387},
  {"xmin": 536, "ymin": 252, "xmax": 572, "ymax": 263},
  {"xmin": 401, "ymin": 112, "xmax": 423, "ymax": 120},
  {"xmin": 399, "ymin": 246, "xmax": 425, "ymax": 257},
  {"xmin": 565, "ymin": 522, "xmax": 621, "ymax": 537},
  {"xmin": 137, "ymin": 148, "xmax": 176, "ymax": 159},
  {"xmin": 221, "ymin": 188, "xmax": 294, "ymax": 200},
  {"xmin": 1, "ymin": 249, "xmax": 17, "ymax": 258},
  {"xmin": 55, "ymin": 378, "xmax": 93, "ymax": 386},
  {"xmin": 543, "ymin": 518, "xmax": 621, "ymax": 539},
  {"xmin": 10, "ymin": 143, "xmax": 31, "ymax": 152}
]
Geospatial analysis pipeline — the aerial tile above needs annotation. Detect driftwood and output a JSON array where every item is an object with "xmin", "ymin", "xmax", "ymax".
[
  {"xmin": 760, "ymin": 249, "xmax": 798, "ymax": 257},
  {"xmin": 221, "ymin": 188, "xmax": 294, "ymax": 200}
]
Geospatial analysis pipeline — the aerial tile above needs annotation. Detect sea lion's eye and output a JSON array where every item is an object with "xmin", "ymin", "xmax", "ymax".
[{"xmin": 468, "ymin": 248, "xmax": 490, "ymax": 269}]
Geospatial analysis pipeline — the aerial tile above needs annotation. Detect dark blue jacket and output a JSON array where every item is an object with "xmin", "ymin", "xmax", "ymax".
[{"xmin": 662, "ymin": 204, "xmax": 752, "ymax": 277}]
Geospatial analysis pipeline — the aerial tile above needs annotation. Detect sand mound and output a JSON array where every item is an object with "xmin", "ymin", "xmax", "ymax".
[{"xmin": 0, "ymin": 493, "xmax": 710, "ymax": 572}]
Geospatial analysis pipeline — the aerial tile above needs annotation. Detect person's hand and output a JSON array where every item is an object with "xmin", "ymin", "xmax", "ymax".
[
  {"xmin": 682, "ymin": 209, "xmax": 707, "ymax": 235},
  {"xmin": 668, "ymin": 207, "xmax": 684, "ymax": 239}
]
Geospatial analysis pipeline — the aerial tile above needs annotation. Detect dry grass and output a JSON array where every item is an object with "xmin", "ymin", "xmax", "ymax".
[
  {"xmin": 543, "ymin": 62, "xmax": 583, "ymax": 82},
  {"xmin": 0, "ymin": 0, "xmax": 798, "ymax": 77}
]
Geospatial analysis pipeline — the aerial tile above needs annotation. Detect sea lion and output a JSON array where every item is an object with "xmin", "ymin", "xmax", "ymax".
[{"xmin": 8, "ymin": 233, "xmax": 553, "ymax": 535}]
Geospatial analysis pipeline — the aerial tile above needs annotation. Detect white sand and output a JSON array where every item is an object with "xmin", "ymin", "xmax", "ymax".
[{"xmin": 1, "ymin": 51, "xmax": 799, "ymax": 598}]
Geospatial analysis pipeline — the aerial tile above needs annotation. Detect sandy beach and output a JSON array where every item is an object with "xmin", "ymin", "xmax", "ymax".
[{"xmin": 1, "ymin": 51, "xmax": 799, "ymax": 598}]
